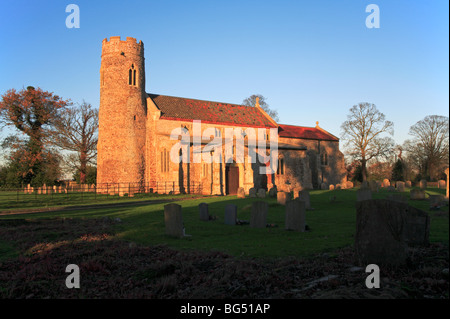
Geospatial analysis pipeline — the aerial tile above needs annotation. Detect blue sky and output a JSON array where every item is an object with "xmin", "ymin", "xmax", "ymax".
[{"xmin": 0, "ymin": 0, "xmax": 448, "ymax": 148}]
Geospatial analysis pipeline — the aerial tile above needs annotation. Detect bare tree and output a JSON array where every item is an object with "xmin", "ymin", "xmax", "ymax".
[
  {"xmin": 404, "ymin": 115, "xmax": 449, "ymax": 180},
  {"xmin": 340, "ymin": 102, "xmax": 395, "ymax": 181},
  {"xmin": 242, "ymin": 94, "xmax": 279, "ymax": 122},
  {"xmin": 49, "ymin": 102, "xmax": 98, "ymax": 184}
]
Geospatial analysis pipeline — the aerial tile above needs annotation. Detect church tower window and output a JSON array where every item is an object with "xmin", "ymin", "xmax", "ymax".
[{"xmin": 128, "ymin": 64, "xmax": 137, "ymax": 86}]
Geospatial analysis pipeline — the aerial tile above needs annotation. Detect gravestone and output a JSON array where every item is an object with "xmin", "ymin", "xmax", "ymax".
[
  {"xmin": 250, "ymin": 201, "xmax": 268, "ymax": 228},
  {"xmin": 420, "ymin": 179, "xmax": 427, "ymax": 190},
  {"xmin": 405, "ymin": 181, "xmax": 412, "ymax": 188},
  {"xmin": 237, "ymin": 187, "xmax": 245, "ymax": 199},
  {"xmin": 428, "ymin": 195, "xmax": 445, "ymax": 208},
  {"xmin": 396, "ymin": 181, "xmax": 405, "ymax": 192},
  {"xmin": 382, "ymin": 179, "xmax": 390, "ymax": 188},
  {"xmin": 335, "ymin": 184, "xmax": 341, "ymax": 190},
  {"xmin": 164, "ymin": 204, "xmax": 184, "ymax": 238},
  {"xmin": 329, "ymin": 185, "xmax": 335, "ymax": 191},
  {"xmin": 199, "ymin": 203, "xmax": 210, "ymax": 221},
  {"xmin": 285, "ymin": 200, "xmax": 306, "ymax": 232},
  {"xmin": 320, "ymin": 182, "xmax": 328, "ymax": 190},
  {"xmin": 257, "ymin": 188, "xmax": 266, "ymax": 198},
  {"xmin": 277, "ymin": 192, "xmax": 289, "ymax": 205},
  {"xmin": 249, "ymin": 188, "xmax": 257, "ymax": 198},
  {"xmin": 369, "ymin": 181, "xmax": 378, "ymax": 192},
  {"xmin": 356, "ymin": 188, "xmax": 372, "ymax": 202},
  {"xmin": 438, "ymin": 180, "xmax": 446, "ymax": 189},
  {"xmin": 297, "ymin": 190, "xmax": 311, "ymax": 209},
  {"xmin": 410, "ymin": 189, "xmax": 426, "ymax": 200},
  {"xmin": 346, "ymin": 181, "xmax": 354, "ymax": 189},
  {"xmin": 361, "ymin": 181, "xmax": 369, "ymax": 189},
  {"xmin": 386, "ymin": 186, "xmax": 395, "ymax": 192},
  {"xmin": 37, "ymin": 187, "xmax": 42, "ymax": 195},
  {"xmin": 268, "ymin": 186, "xmax": 277, "ymax": 198},
  {"xmin": 224, "ymin": 204, "xmax": 237, "ymax": 225},
  {"xmin": 355, "ymin": 199, "xmax": 429, "ymax": 266}
]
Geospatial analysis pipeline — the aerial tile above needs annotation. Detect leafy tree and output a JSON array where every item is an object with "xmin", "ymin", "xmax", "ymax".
[
  {"xmin": 340, "ymin": 102, "xmax": 395, "ymax": 182},
  {"xmin": 49, "ymin": 102, "xmax": 98, "ymax": 184},
  {"xmin": 0, "ymin": 86, "xmax": 69, "ymax": 184},
  {"xmin": 242, "ymin": 94, "xmax": 279, "ymax": 122}
]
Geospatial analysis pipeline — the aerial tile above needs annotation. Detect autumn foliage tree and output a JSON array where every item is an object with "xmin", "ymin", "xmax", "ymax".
[{"xmin": 0, "ymin": 86, "xmax": 69, "ymax": 185}]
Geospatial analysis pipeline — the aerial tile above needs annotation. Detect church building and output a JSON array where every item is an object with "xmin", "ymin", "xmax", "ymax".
[{"xmin": 97, "ymin": 36, "xmax": 347, "ymax": 195}]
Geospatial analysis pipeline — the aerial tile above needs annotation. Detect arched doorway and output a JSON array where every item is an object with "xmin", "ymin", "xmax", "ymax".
[{"xmin": 225, "ymin": 163, "xmax": 239, "ymax": 195}]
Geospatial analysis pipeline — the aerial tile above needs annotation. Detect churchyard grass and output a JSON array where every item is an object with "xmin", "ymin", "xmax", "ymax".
[{"xmin": 0, "ymin": 187, "xmax": 448, "ymax": 261}]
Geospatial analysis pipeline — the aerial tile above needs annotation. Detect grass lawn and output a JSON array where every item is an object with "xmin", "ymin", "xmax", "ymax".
[{"xmin": 0, "ymin": 187, "xmax": 448, "ymax": 260}]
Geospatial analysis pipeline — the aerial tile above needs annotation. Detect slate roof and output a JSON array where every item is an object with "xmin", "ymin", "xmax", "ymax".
[
  {"xmin": 148, "ymin": 93, "xmax": 277, "ymax": 128},
  {"xmin": 278, "ymin": 124, "xmax": 339, "ymax": 141}
]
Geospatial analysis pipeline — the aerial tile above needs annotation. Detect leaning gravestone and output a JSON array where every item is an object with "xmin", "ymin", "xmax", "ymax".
[
  {"xmin": 237, "ymin": 187, "xmax": 245, "ymax": 199},
  {"xmin": 199, "ymin": 203, "xmax": 210, "ymax": 221},
  {"xmin": 355, "ymin": 199, "xmax": 429, "ymax": 266},
  {"xmin": 277, "ymin": 192, "xmax": 289, "ymax": 205},
  {"xmin": 298, "ymin": 190, "xmax": 311, "ymax": 209},
  {"xmin": 250, "ymin": 201, "xmax": 268, "ymax": 228},
  {"xmin": 356, "ymin": 188, "xmax": 372, "ymax": 202},
  {"xmin": 420, "ymin": 179, "xmax": 427, "ymax": 190},
  {"xmin": 164, "ymin": 203, "xmax": 184, "ymax": 238},
  {"xmin": 224, "ymin": 204, "xmax": 237, "ymax": 225},
  {"xmin": 257, "ymin": 188, "xmax": 266, "ymax": 198},
  {"xmin": 285, "ymin": 200, "xmax": 306, "ymax": 232},
  {"xmin": 249, "ymin": 188, "xmax": 257, "ymax": 198},
  {"xmin": 410, "ymin": 189, "xmax": 426, "ymax": 200}
]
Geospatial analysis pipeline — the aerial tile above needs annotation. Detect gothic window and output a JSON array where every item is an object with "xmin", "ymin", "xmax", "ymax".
[
  {"xmin": 277, "ymin": 157, "xmax": 285, "ymax": 175},
  {"xmin": 161, "ymin": 148, "xmax": 170, "ymax": 173},
  {"xmin": 321, "ymin": 152, "xmax": 328, "ymax": 166},
  {"xmin": 128, "ymin": 64, "xmax": 137, "ymax": 86}
]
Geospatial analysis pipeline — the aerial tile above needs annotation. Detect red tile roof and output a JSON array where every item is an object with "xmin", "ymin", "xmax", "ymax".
[
  {"xmin": 278, "ymin": 124, "xmax": 339, "ymax": 141},
  {"xmin": 148, "ymin": 93, "xmax": 277, "ymax": 128}
]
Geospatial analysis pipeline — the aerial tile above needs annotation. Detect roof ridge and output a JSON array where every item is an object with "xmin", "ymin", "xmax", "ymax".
[{"xmin": 148, "ymin": 92, "xmax": 251, "ymax": 109}]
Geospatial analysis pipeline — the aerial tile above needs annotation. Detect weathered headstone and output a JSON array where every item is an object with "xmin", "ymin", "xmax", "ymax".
[
  {"xmin": 329, "ymin": 185, "xmax": 335, "ymax": 191},
  {"xmin": 335, "ymin": 184, "xmax": 341, "ymax": 190},
  {"xmin": 369, "ymin": 181, "xmax": 378, "ymax": 192},
  {"xmin": 224, "ymin": 204, "xmax": 237, "ymax": 225},
  {"xmin": 438, "ymin": 180, "xmax": 446, "ymax": 189},
  {"xmin": 164, "ymin": 204, "xmax": 184, "ymax": 238},
  {"xmin": 268, "ymin": 186, "xmax": 277, "ymax": 198},
  {"xmin": 405, "ymin": 181, "xmax": 412, "ymax": 188},
  {"xmin": 420, "ymin": 179, "xmax": 427, "ymax": 190},
  {"xmin": 285, "ymin": 200, "xmax": 306, "ymax": 232},
  {"xmin": 345, "ymin": 181, "xmax": 354, "ymax": 189},
  {"xmin": 382, "ymin": 179, "xmax": 390, "ymax": 188},
  {"xmin": 250, "ymin": 201, "xmax": 268, "ymax": 228},
  {"xmin": 297, "ymin": 190, "xmax": 311, "ymax": 209},
  {"xmin": 410, "ymin": 189, "xmax": 426, "ymax": 200},
  {"xmin": 257, "ymin": 188, "xmax": 266, "ymax": 198},
  {"xmin": 249, "ymin": 188, "xmax": 257, "ymax": 198},
  {"xmin": 356, "ymin": 188, "xmax": 372, "ymax": 202},
  {"xmin": 37, "ymin": 187, "xmax": 42, "ymax": 195},
  {"xmin": 361, "ymin": 181, "xmax": 369, "ymax": 189},
  {"xmin": 396, "ymin": 181, "xmax": 405, "ymax": 192},
  {"xmin": 277, "ymin": 191, "xmax": 289, "ymax": 205},
  {"xmin": 199, "ymin": 203, "xmax": 210, "ymax": 221},
  {"xmin": 320, "ymin": 182, "xmax": 328, "ymax": 190},
  {"xmin": 237, "ymin": 187, "xmax": 245, "ymax": 199},
  {"xmin": 355, "ymin": 199, "xmax": 429, "ymax": 266},
  {"xmin": 428, "ymin": 195, "xmax": 445, "ymax": 208}
]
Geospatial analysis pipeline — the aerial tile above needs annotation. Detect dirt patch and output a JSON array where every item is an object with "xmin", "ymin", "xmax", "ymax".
[{"xmin": 0, "ymin": 218, "xmax": 448, "ymax": 299}]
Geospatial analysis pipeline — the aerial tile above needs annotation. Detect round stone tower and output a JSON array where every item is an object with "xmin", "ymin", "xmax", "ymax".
[{"xmin": 97, "ymin": 36, "xmax": 147, "ymax": 190}]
